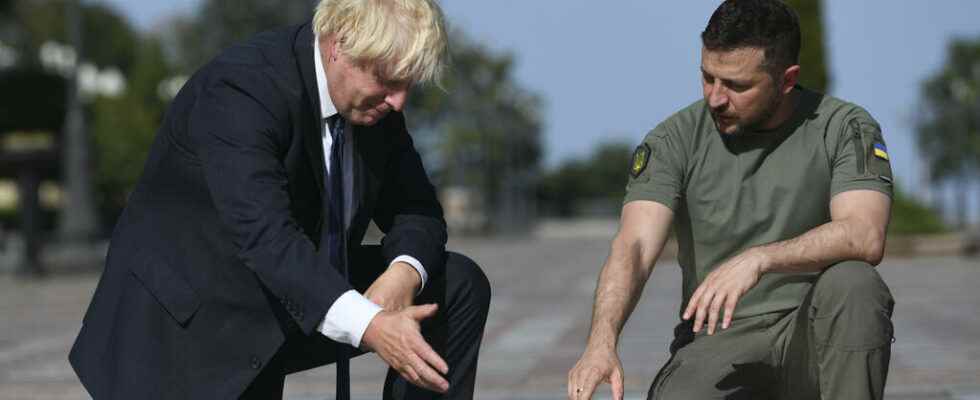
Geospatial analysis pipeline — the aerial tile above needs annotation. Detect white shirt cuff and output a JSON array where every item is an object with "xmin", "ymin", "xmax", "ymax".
[
  {"xmin": 391, "ymin": 255, "xmax": 427, "ymax": 293},
  {"xmin": 318, "ymin": 290, "xmax": 383, "ymax": 348}
]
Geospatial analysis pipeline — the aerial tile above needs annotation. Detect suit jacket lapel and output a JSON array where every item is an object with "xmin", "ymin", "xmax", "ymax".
[{"xmin": 293, "ymin": 23, "xmax": 326, "ymax": 196}]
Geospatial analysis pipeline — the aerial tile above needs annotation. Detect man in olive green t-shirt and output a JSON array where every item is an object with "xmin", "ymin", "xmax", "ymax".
[{"xmin": 568, "ymin": 1, "xmax": 894, "ymax": 399}]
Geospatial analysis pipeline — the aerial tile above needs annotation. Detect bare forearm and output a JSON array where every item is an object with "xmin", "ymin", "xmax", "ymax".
[
  {"xmin": 569, "ymin": 202, "xmax": 674, "ymax": 399},
  {"xmin": 758, "ymin": 218, "xmax": 885, "ymax": 274},
  {"xmin": 587, "ymin": 239, "xmax": 655, "ymax": 350}
]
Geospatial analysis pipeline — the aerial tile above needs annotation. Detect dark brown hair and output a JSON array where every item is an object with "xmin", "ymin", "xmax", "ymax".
[{"xmin": 701, "ymin": 0, "xmax": 801, "ymax": 74}]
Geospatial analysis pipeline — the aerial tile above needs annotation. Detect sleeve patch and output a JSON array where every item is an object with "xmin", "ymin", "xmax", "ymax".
[
  {"xmin": 873, "ymin": 142, "xmax": 889, "ymax": 161},
  {"xmin": 630, "ymin": 143, "xmax": 651, "ymax": 178}
]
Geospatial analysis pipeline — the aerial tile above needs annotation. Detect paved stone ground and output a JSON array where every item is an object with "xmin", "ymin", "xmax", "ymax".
[{"xmin": 0, "ymin": 233, "xmax": 978, "ymax": 399}]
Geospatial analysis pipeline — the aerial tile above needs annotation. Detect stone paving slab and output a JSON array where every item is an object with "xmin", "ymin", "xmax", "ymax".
[{"xmin": 0, "ymin": 236, "xmax": 978, "ymax": 399}]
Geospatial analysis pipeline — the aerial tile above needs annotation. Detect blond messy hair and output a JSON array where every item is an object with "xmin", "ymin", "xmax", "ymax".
[{"xmin": 313, "ymin": 0, "xmax": 448, "ymax": 85}]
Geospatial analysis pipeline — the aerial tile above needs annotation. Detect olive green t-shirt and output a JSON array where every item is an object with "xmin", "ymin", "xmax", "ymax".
[{"xmin": 625, "ymin": 87, "xmax": 894, "ymax": 319}]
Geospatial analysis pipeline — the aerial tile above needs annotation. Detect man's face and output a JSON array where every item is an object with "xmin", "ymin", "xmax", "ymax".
[
  {"xmin": 321, "ymin": 37, "xmax": 412, "ymax": 126},
  {"xmin": 700, "ymin": 46, "xmax": 782, "ymax": 135}
]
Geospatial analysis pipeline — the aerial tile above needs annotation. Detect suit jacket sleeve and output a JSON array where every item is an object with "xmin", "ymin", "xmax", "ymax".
[
  {"xmin": 373, "ymin": 113, "xmax": 448, "ymax": 278},
  {"xmin": 189, "ymin": 69, "xmax": 351, "ymax": 335}
]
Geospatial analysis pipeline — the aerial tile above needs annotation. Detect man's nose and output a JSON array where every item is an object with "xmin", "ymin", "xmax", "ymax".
[
  {"xmin": 385, "ymin": 89, "xmax": 409, "ymax": 112},
  {"xmin": 707, "ymin": 82, "xmax": 728, "ymax": 110}
]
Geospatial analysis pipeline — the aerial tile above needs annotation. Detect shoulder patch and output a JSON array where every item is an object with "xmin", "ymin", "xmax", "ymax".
[
  {"xmin": 873, "ymin": 142, "xmax": 889, "ymax": 161},
  {"xmin": 630, "ymin": 143, "xmax": 651, "ymax": 178}
]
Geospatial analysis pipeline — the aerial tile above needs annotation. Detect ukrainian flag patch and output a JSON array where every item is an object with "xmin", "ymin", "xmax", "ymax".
[{"xmin": 873, "ymin": 142, "xmax": 889, "ymax": 161}]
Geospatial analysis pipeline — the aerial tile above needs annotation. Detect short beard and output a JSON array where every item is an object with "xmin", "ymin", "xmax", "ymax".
[
  {"xmin": 739, "ymin": 89, "xmax": 782, "ymax": 133},
  {"xmin": 726, "ymin": 74, "xmax": 785, "ymax": 135}
]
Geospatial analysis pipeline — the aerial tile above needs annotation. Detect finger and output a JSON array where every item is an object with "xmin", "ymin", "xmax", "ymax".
[
  {"xmin": 722, "ymin": 291, "xmax": 738, "ymax": 330},
  {"xmin": 610, "ymin": 367, "xmax": 625, "ymax": 400},
  {"xmin": 399, "ymin": 364, "xmax": 421, "ymax": 388},
  {"xmin": 408, "ymin": 303, "xmax": 439, "ymax": 321},
  {"xmin": 693, "ymin": 290, "xmax": 714, "ymax": 333},
  {"xmin": 409, "ymin": 354, "xmax": 449, "ymax": 393},
  {"xmin": 403, "ymin": 363, "xmax": 439, "ymax": 393},
  {"xmin": 567, "ymin": 371, "xmax": 574, "ymax": 400},
  {"xmin": 412, "ymin": 335, "xmax": 449, "ymax": 374},
  {"xmin": 567, "ymin": 366, "xmax": 584, "ymax": 399},
  {"xmin": 579, "ymin": 370, "xmax": 602, "ymax": 399},
  {"xmin": 707, "ymin": 291, "xmax": 725, "ymax": 335},
  {"xmin": 683, "ymin": 283, "xmax": 706, "ymax": 320},
  {"xmin": 568, "ymin": 365, "xmax": 589, "ymax": 399}
]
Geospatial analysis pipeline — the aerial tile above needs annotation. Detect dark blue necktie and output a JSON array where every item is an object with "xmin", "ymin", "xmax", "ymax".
[
  {"xmin": 326, "ymin": 116, "xmax": 346, "ymax": 276},
  {"xmin": 326, "ymin": 115, "xmax": 350, "ymax": 400}
]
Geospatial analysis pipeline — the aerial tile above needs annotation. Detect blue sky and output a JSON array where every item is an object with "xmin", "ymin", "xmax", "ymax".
[{"xmin": 102, "ymin": 0, "xmax": 980, "ymax": 218}]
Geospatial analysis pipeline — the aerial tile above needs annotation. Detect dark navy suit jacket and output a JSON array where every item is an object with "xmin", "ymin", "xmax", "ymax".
[{"xmin": 69, "ymin": 23, "xmax": 446, "ymax": 399}]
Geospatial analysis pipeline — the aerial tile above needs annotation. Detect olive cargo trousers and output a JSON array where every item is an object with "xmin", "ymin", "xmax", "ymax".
[{"xmin": 648, "ymin": 261, "xmax": 895, "ymax": 400}]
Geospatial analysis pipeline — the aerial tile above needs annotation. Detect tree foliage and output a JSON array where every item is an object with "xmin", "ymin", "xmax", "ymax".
[
  {"xmin": 91, "ymin": 37, "xmax": 172, "ymax": 219},
  {"xmin": 4, "ymin": 0, "xmax": 165, "ymax": 228},
  {"xmin": 407, "ymin": 35, "xmax": 543, "ymax": 191},
  {"xmin": 537, "ymin": 142, "xmax": 632, "ymax": 217},
  {"xmin": 11, "ymin": 0, "xmax": 138, "ymax": 73},
  {"xmin": 889, "ymin": 187, "xmax": 946, "ymax": 234},
  {"xmin": 916, "ymin": 37, "xmax": 980, "ymax": 181}
]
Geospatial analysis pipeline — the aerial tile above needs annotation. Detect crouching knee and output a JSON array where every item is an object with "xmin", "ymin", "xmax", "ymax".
[
  {"xmin": 814, "ymin": 261, "xmax": 892, "ymax": 309},
  {"xmin": 811, "ymin": 260, "xmax": 895, "ymax": 350},
  {"xmin": 446, "ymin": 252, "xmax": 491, "ymax": 312}
]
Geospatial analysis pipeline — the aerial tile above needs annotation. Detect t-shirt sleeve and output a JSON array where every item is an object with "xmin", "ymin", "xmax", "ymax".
[
  {"xmin": 829, "ymin": 109, "xmax": 894, "ymax": 198},
  {"xmin": 623, "ymin": 123, "xmax": 687, "ymax": 210}
]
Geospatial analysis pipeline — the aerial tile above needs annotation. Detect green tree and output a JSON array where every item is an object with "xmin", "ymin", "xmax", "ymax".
[
  {"xmin": 916, "ymin": 37, "xmax": 980, "ymax": 229},
  {"xmin": 784, "ymin": 0, "xmax": 830, "ymax": 92},
  {"xmin": 11, "ymin": 0, "xmax": 138, "ymax": 72},
  {"xmin": 11, "ymin": 0, "xmax": 174, "ymax": 228},
  {"xmin": 10, "ymin": 0, "xmax": 146, "ymax": 238},
  {"xmin": 407, "ymin": 34, "xmax": 543, "ymax": 231},
  {"xmin": 537, "ymin": 141, "xmax": 632, "ymax": 217},
  {"xmin": 91, "ymin": 37, "xmax": 173, "ymax": 221},
  {"xmin": 0, "ymin": 0, "xmax": 12, "ymax": 20},
  {"xmin": 889, "ymin": 187, "xmax": 946, "ymax": 235}
]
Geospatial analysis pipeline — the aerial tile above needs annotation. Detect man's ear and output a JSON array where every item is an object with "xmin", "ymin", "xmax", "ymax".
[
  {"xmin": 323, "ymin": 34, "xmax": 340, "ymax": 62},
  {"xmin": 780, "ymin": 64, "xmax": 801, "ymax": 94}
]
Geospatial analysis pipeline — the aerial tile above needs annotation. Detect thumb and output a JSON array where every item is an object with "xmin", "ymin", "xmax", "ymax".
[
  {"xmin": 610, "ymin": 367, "xmax": 625, "ymax": 400},
  {"xmin": 408, "ymin": 303, "xmax": 439, "ymax": 321}
]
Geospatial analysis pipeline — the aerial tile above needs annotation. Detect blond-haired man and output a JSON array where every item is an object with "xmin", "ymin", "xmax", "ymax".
[{"xmin": 69, "ymin": 1, "xmax": 490, "ymax": 399}]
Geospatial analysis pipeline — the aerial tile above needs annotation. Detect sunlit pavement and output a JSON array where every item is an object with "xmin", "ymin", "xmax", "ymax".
[{"xmin": 1, "ymin": 233, "xmax": 978, "ymax": 399}]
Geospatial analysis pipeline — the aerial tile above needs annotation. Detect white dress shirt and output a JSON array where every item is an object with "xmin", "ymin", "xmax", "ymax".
[{"xmin": 313, "ymin": 36, "xmax": 428, "ymax": 348}]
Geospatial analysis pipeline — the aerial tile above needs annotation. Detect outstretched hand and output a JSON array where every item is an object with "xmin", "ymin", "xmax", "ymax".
[{"xmin": 360, "ymin": 304, "xmax": 449, "ymax": 393}]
